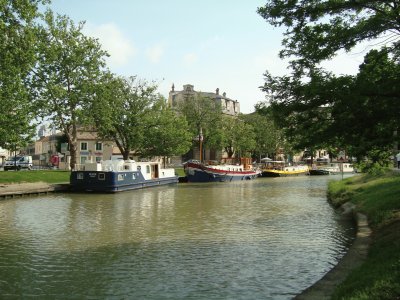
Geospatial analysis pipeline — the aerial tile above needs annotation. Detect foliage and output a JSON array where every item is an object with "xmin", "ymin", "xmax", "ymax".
[
  {"xmin": 140, "ymin": 99, "xmax": 192, "ymax": 161},
  {"xmin": 259, "ymin": 49, "xmax": 400, "ymax": 162},
  {"xmin": 257, "ymin": 0, "xmax": 400, "ymax": 73},
  {"xmin": 258, "ymin": 69, "xmax": 347, "ymax": 152},
  {"xmin": 0, "ymin": 0, "xmax": 46, "ymax": 149},
  {"xmin": 216, "ymin": 115, "xmax": 256, "ymax": 158},
  {"xmin": 91, "ymin": 75, "xmax": 166, "ymax": 160},
  {"xmin": 257, "ymin": 0, "xmax": 400, "ymax": 165},
  {"xmin": 31, "ymin": 10, "xmax": 108, "ymax": 169},
  {"xmin": 176, "ymin": 93, "xmax": 223, "ymax": 150},
  {"xmin": 355, "ymin": 148, "xmax": 393, "ymax": 174},
  {"xmin": 241, "ymin": 112, "xmax": 283, "ymax": 160}
]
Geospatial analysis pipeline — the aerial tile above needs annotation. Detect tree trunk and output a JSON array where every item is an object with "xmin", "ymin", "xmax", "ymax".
[
  {"xmin": 68, "ymin": 125, "xmax": 78, "ymax": 170},
  {"xmin": 69, "ymin": 142, "xmax": 77, "ymax": 170},
  {"xmin": 122, "ymin": 149, "xmax": 130, "ymax": 160}
]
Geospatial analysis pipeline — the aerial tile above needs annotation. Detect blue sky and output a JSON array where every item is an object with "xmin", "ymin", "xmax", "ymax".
[{"xmin": 47, "ymin": 0, "xmax": 366, "ymax": 113}]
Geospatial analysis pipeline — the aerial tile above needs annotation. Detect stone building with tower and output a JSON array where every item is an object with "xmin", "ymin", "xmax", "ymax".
[{"xmin": 168, "ymin": 84, "xmax": 241, "ymax": 163}]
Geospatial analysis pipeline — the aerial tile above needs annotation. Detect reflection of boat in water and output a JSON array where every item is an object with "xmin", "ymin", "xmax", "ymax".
[
  {"xmin": 183, "ymin": 158, "xmax": 260, "ymax": 182},
  {"xmin": 70, "ymin": 159, "xmax": 178, "ymax": 192},
  {"xmin": 309, "ymin": 169, "xmax": 330, "ymax": 175},
  {"xmin": 260, "ymin": 160, "xmax": 309, "ymax": 177}
]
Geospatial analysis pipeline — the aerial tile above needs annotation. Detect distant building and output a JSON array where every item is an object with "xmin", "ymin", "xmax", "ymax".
[
  {"xmin": 168, "ymin": 84, "xmax": 240, "ymax": 116},
  {"xmin": 168, "ymin": 84, "xmax": 241, "ymax": 163}
]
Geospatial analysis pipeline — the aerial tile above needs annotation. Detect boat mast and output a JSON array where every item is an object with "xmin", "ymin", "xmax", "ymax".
[{"xmin": 199, "ymin": 127, "xmax": 203, "ymax": 162}]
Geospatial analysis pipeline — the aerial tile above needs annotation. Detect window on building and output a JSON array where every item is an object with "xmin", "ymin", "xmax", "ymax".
[
  {"xmin": 95, "ymin": 142, "xmax": 102, "ymax": 151},
  {"xmin": 80, "ymin": 156, "xmax": 87, "ymax": 164},
  {"xmin": 95, "ymin": 156, "xmax": 102, "ymax": 163},
  {"xmin": 81, "ymin": 142, "xmax": 88, "ymax": 151}
]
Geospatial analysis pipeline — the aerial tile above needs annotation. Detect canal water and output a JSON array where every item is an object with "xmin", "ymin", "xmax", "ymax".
[{"xmin": 0, "ymin": 175, "xmax": 355, "ymax": 299}]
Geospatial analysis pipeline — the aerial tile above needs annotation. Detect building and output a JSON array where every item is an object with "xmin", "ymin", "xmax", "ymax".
[
  {"xmin": 32, "ymin": 129, "xmax": 115, "ymax": 169},
  {"xmin": 168, "ymin": 84, "xmax": 241, "ymax": 162},
  {"xmin": 168, "ymin": 84, "xmax": 240, "ymax": 116}
]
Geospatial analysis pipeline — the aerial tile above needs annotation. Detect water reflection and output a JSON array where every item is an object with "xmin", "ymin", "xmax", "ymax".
[{"xmin": 0, "ymin": 176, "xmax": 355, "ymax": 299}]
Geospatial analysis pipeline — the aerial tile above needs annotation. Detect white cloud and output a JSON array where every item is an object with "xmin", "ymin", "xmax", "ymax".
[
  {"xmin": 146, "ymin": 44, "xmax": 165, "ymax": 64},
  {"xmin": 183, "ymin": 53, "xmax": 198, "ymax": 66},
  {"xmin": 84, "ymin": 23, "xmax": 136, "ymax": 67}
]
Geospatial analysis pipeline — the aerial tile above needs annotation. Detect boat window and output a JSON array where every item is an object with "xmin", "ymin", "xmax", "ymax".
[
  {"xmin": 146, "ymin": 165, "xmax": 151, "ymax": 174},
  {"xmin": 98, "ymin": 173, "xmax": 105, "ymax": 180},
  {"xmin": 118, "ymin": 174, "xmax": 124, "ymax": 181},
  {"xmin": 132, "ymin": 174, "xmax": 136, "ymax": 180},
  {"xmin": 77, "ymin": 173, "xmax": 84, "ymax": 180}
]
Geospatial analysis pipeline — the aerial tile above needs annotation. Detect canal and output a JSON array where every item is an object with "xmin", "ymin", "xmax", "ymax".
[{"xmin": 0, "ymin": 175, "xmax": 355, "ymax": 299}]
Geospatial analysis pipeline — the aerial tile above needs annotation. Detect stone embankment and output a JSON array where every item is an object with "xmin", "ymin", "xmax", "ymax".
[
  {"xmin": 295, "ymin": 202, "xmax": 371, "ymax": 299},
  {"xmin": 0, "ymin": 182, "xmax": 70, "ymax": 199}
]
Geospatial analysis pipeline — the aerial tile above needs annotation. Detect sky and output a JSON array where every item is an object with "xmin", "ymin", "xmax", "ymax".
[{"xmin": 47, "ymin": 0, "xmax": 369, "ymax": 113}]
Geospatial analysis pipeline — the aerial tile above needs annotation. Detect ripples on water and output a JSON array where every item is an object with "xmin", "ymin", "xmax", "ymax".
[{"xmin": 0, "ymin": 176, "xmax": 355, "ymax": 299}]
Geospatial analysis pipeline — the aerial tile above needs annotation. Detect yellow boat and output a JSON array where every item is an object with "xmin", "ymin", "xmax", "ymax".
[{"xmin": 260, "ymin": 160, "xmax": 309, "ymax": 177}]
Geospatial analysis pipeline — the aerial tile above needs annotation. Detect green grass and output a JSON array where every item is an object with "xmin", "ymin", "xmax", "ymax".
[
  {"xmin": 0, "ymin": 170, "xmax": 71, "ymax": 184},
  {"xmin": 329, "ymin": 170, "xmax": 400, "ymax": 299},
  {"xmin": 175, "ymin": 167, "xmax": 185, "ymax": 177}
]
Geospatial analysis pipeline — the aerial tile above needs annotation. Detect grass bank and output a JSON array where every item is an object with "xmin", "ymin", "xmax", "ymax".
[
  {"xmin": 328, "ymin": 170, "xmax": 400, "ymax": 299},
  {"xmin": 0, "ymin": 170, "xmax": 71, "ymax": 184}
]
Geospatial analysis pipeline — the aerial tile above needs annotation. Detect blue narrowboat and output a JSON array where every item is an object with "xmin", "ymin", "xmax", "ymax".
[{"xmin": 70, "ymin": 160, "xmax": 178, "ymax": 192}]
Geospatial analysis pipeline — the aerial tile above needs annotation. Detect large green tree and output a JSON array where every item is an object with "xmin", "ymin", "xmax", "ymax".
[
  {"xmin": 242, "ymin": 112, "xmax": 285, "ymax": 161},
  {"xmin": 141, "ymin": 100, "xmax": 192, "ymax": 165},
  {"xmin": 176, "ymin": 93, "xmax": 223, "ymax": 154},
  {"xmin": 0, "ymin": 0, "xmax": 46, "ymax": 150},
  {"xmin": 31, "ymin": 10, "xmax": 108, "ymax": 169},
  {"xmin": 216, "ymin": 116, "xmax": 256, "ymax": 159},
  {"xmin": 91, "ymin": 75, "xmax": 165, "ymax": 160},
  {"xmin": 259, "ymin": 49, "xmax": 400, "ymax": 161},
  {"xmin": 258, "ymin": 0, "xmax": 400, "ymax": 163}
]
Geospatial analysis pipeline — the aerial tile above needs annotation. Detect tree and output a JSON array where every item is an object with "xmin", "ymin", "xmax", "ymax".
[
  {"xmin": 91, "ymin": 75, "xmax": 164, "ymax": 160},
  {"xmin": 31, "ymin": 10, "xmax": 108, "ymax": 169},
  {"xmin": 217, "ymin": 116, "xmax": 256, "ymax": 159},
  {"xmin": 176, "ymin": 93, "xmax": 223, "ymax": 153},
  {"xmin": 242, "ymin": 112, "xmax": 285, "ymax": 161},
  {"xmin": 141, "ymin": 100, "xmax": 192, "ymax": 165},
  {"xmin": 258, "ymin": 0, "xmax": 400, "ymax": 73},
  {"xmin": 0, "ymin": 0, "xmax": 46, "ymax": 149},
  {"xmin": 260, "ymin": 50, "xmax": 400, "ymax": 161},
  {"xmin": 258, "ymin": 1, "xmax": 400, "ymax": 164}
]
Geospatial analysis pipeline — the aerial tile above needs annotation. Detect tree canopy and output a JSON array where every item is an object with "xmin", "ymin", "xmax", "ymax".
[
  {"xmin": 176, "ymin": 93, "xmax": 223, "ymax": 151},
  {"xmin": 0, "ymin": 0, "xmax": 46, "ymax": 149},
  {"xmin": 90, "ymin": 74, "xmax": 184, "ymax": 159},
  {"xmin": 257, "ymin": 0, "xmax": 400, "ymax": 164},
  {"xmin": 258, "ymin": 0, "xmax": 400, "ymax": 73},
  {"xmin": 141, "ymin": 100, "xmax": 192, "ymax": 163},
  {"xmin": 242, "ymin": 112, "xmax": 285, "ymax": 161},
  {"xmin": 31, "ymin": 10, "xmax": 108, "ymax": 168}
]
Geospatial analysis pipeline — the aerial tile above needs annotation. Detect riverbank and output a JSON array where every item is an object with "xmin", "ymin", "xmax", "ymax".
[
  {"xmin": 0, "ymin": 182, "xmax": 70, "ymax": 199},
  {"xmin": 326, "ymin": 170, "xmax": 400, "ymax": 299}
]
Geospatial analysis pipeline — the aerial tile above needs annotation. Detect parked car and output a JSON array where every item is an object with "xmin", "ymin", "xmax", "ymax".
[{"xmin": 4, "ymin": 156, "xmax": 33, "ymax": 171}]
